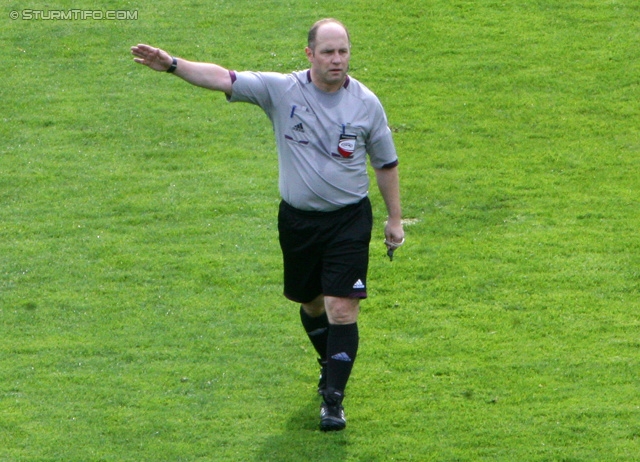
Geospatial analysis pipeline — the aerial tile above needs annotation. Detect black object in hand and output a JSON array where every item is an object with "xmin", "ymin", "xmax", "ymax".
[{"xmin": 387, "ymin": 248, "xmax": 395, "ymax": 261}]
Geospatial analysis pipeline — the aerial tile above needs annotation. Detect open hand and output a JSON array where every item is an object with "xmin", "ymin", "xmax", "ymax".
[{"xmin": 131, "ymin": 44, "xmax": 173, "ymax": 71}]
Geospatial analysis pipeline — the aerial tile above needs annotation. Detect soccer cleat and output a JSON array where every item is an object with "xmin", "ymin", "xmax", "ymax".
[
  {"xmin": 317, "ymin": 358, "xmax": 327, "ymax": 395},
  {"xmin": 320, "ymin": 390, "xmax": 346, "ymax": 431}
]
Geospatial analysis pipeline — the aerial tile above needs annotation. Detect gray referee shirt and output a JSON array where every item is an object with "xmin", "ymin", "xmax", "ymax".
[{"xmin": 228, "ymin": 70, "xmax": 398, "ymax": 212}]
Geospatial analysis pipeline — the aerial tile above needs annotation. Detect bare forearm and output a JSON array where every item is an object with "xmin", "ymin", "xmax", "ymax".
[
  {"xmin": 131, "ymin": 44, "xmax": 232, "ymax": 93},
  {"xmin": 172, "ymin": 59, "xmax": 232, "ymax": 93},
  {"xmin": 375, "ymin": 166, "xmax": 405, "ymax": 246},
  {"xmin": 375, "ymin": 166, "xmax": 402, "ymax": 223}
]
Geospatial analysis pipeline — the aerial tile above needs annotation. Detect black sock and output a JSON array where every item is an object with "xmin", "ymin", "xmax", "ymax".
[
  {"xmin": 325, "ymin": 323, "xmax": 359, "ymax": 397},
  {"xmin": 300, "ymin": 306, "xmax": 329, "ymax": 360}
]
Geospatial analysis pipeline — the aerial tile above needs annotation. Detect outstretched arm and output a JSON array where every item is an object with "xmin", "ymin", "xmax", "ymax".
[
  {"xmin": 131, "ymin": 44, "xmax": 233, "ymax": 94},
  {"xmin": 374, "ymin": 166, "xmax": 405, "ymax": 249}
]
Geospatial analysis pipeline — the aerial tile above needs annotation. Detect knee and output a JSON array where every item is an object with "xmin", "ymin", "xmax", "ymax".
[
  {"xmin": 301, "ymin": 294, "xmax": 325, "ymax": 317},
  {"xmin": 325, "ymin": 297, "xmax": 360, "ymax": 325}
]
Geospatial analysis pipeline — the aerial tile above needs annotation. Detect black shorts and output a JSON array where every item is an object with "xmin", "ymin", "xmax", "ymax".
[{"xmin": 278, "ymin": 197, "xmax": 373, "ymax": 303}]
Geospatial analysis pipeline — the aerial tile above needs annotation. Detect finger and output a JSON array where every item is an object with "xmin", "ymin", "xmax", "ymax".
[
  {"xmin": 131, "ymin": 44, "xmax": 157, "ymax": 59},
  {"xmin": 134, "ymin": 44, "xmax": 154, "ymax": 53},
  {"xmin": 131, "ymin": 48, "xmax": 150, "ymax": 59},
  {"xmin": 384, "ymin": 237, "xmax": 405, "ymax": 250}
]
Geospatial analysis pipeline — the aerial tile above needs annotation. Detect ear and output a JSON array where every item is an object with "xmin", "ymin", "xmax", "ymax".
[{"xmin": 305, "ymin": 47, "xmax": 314, "ymax": 62}]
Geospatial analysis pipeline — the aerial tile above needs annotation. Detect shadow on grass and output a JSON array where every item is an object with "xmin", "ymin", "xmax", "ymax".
[{"xmin": 254, "ymin": 396, "xmax": 348, "ymax": 461}]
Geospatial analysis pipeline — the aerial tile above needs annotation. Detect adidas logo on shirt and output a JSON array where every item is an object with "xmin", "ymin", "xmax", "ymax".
[
  {"xmin": 292, "ymin": 123, "xmax": 305, "ymax": 133},
  {"xmin": 353, "ymin": 279, "xmax": 365, "ymax": 289}
]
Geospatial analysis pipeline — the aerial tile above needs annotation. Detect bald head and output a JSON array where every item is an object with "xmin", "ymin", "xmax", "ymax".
[
  {"xmin": 305, "ymin": 18, "xmax": 352, "ymax": 92},
  {"xmin": 308, "ymin": 18, "xmax": 351, "ymax": 51}
]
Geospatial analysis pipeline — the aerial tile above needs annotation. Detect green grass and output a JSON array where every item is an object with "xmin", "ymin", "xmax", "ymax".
[{"xmin": 2, "ymin": 0, "xmax": 639, "ymax": 460}]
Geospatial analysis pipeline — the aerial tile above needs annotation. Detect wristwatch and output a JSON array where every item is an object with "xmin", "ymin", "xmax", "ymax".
[{"xmin": 167, "ymin": 57, "xmax": 177, "ymax": 73}]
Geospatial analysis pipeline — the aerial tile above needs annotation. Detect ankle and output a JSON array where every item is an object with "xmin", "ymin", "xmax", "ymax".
[{"xmin": 323, "ymin": 388, "xmax": 344, "ymax": 405}]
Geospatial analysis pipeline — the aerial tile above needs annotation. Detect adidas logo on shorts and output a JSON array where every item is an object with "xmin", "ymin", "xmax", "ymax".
[{"xmin": 352, "ymin": 279, "xmax": 365, "ymax": 290}]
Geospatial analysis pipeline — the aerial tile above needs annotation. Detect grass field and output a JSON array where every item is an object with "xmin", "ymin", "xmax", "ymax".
[{"xmin": 2, "ymin": 0, "xmax": 639, "ymax": 460}]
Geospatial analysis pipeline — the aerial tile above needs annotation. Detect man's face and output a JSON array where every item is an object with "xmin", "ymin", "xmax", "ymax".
[{"xmin": 306, "ymin": 23, "xmax": 351, "ymax": 92}]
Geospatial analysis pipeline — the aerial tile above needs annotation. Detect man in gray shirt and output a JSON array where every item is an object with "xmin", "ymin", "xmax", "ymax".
[{"xmin": 132, "ymin": 18, "xmax": 404, "ymax": 431}]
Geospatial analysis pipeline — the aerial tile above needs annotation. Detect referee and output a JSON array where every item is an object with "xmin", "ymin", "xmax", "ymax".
[{"xmin": 131, "ymin": 18, "xmax": 404, "ymax": 432}]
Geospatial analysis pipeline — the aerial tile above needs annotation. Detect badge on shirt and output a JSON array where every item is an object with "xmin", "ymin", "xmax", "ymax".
[{"xmin": 337, "ymin": 134, "xmax": 357, "ymax": 158}]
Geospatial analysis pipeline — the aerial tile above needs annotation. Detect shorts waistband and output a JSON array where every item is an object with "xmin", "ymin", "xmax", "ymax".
[{"xmin": 280, "ymin": 197, "xmax": 370, "ymax": 218}]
